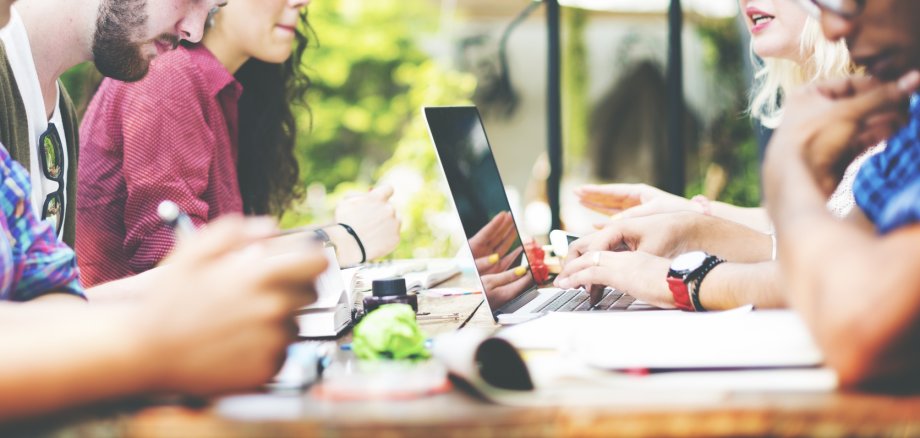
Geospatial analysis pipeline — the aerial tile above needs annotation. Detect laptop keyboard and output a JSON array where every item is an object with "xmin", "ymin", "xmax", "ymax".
[{"xmin": 533, "ymin": 287, "xmax": 647, "ymax": 312}]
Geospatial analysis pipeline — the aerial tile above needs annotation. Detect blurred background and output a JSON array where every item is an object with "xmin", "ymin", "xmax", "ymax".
[{"xmin": 62, "ymin": 0, "xmax": 764, "ymax": 260}]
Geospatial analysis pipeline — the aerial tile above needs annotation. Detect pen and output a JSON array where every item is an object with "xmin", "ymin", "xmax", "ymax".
[
  {"xmin": 423, "ymin": 290, "xmax": 481, "ymax": 297},
  {"xmin": 416, "ymin": 312, "xmax": 461, "ymax": 321},
  {"xmin": 158, "ymin": 200, "xmax": 196, "ymax": 239}
]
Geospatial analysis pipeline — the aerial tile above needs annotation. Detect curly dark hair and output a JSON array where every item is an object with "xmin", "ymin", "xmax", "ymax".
[{"xmin": 235, "ymin": 9, "xmax": 312, "ymax": 216}]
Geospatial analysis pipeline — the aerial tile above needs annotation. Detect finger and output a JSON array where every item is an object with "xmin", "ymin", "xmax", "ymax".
[
  {"xmin": 168, "ymin": 215, "xmax": 277, "ymax": 266},
  {"xmin": 254, "ymin": 251, "xmax": 329, "ymax": 292},
  {"xmin": 475, "ymin": 254, "xmax": 500, "ymax": 273},
  {"xmin": 840, "ymin": 71, "xmax": 920, "ymax": 119},
  {"xmin": 556, "ymin": 251, "xmax": 602, "ymax": 283},
  {"xmin": 496, "ymin": 246, "xmax": 524, "ymax": 272},
  {"xmin": 487, "ymin": 265, "xmax": 531, "ymax": 287},
  {"xmin": 502, "ymin": 272, "xmax": 534, "ymax": 292},
  {"xmin": 855, "ymin": 114, "xmax": 903, "ymax": 150},
  {"xmin": 490, "ymin": 213, "xmax": 516, "ymax": 248},
  {"xmin": 578, "ymin": 199, "xmax": 621, "ymax": 216},
  {"xmin": 815, "ymin": 76, "xmax": 875, "ymax": 99},
  {"xmin": 577, "ymin": 190, "xmax": 639, "ymax": 209},
  {"xmin": 556, "ymin": 266, "xmax": 609, "ymax": 290},
  {"xmin": 494, "ymin": 224, "xmax": 518, "ymax": 257},
  {"xmin": 369, "ymin": 184, "xmax": 395, "ymax": 201},
  {"xmin": 478, "ymin": 212, "xmax": 512, "ymax": 247},
  {"xmin": 566, "ymin": 228, "xmax": 621, "ymax": 263}
]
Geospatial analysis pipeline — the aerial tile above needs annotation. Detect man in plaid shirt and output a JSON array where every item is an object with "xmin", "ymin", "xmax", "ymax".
[{"xmin": 764, "ymin": 0, "xmax": 920, "ymax": 390}]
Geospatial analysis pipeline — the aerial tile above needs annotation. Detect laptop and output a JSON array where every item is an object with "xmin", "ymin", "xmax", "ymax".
[{"xmin": 423, "ymin": 106, "xmax": 655, "ymax": 324}]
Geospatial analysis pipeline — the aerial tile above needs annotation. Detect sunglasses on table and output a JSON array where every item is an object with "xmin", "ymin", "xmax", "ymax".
[
  {"xmin": 790, "ymin": 0, "xmax": 865, "ymax": 19},
  {"xmin": 38, "ymin": 123, "xmax": 64, "ymax": 233}
]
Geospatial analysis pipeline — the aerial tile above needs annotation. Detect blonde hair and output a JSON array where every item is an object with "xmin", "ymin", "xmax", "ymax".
[{"xmin": 750, "ymin": 19, "xmax": 855, "ymax": 128}]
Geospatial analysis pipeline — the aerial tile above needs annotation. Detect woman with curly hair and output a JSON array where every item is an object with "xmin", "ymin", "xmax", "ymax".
[{"xmin": 77, "ymin": 0, "xmax": 399, "ymax": 286}]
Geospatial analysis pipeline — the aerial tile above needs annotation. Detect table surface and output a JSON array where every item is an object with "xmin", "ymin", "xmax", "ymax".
[{"xmin": 16, "ymin": 271, "xmax": 920, "ymax": 438}]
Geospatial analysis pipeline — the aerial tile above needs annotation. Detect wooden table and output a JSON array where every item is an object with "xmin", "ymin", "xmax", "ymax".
[{"xmin": 13, "ymin": 278, "xmax": 920, "ymax": 437}]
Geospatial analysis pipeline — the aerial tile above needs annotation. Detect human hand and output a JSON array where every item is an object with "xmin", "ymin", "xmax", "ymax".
[
  {"xmin": 335, "ymin": 184, "xmax": 401, "ymax": 262},
  {"xmin": 481, "ymin": 265, "xmax": 533, "ymax": 309},
  {"xmin": 468, "ymin": 211, "xmax": 518, "ymax": 273},
  {"xmin": 554, "ymin": 250, "xmax": 674, "ymax": 308},
  {"xmin": 576, "ymin": 183, "xmax": 697, "ymax": 220},
  {"xmin": 765, "ymin": 72, "xmax": 920, "ymax": 196},
  {"xmin": 475, "ymin": 246, "xmax": 523, "ymax": 276},
  {"xmin": 566, "ymin": 212, "xmax": 771, "ymax": 264},
  {"xmin": 138, "ymin": 216, "xmax": 328, "ymax": 395}
]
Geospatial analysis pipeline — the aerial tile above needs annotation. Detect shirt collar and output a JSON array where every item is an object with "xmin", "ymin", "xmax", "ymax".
[{"xmin": 185, "ymin": 44, "xmax": 240, "ymax": 98}]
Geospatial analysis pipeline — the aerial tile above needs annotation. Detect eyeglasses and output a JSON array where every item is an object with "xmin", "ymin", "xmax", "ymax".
[
  {"xmin": 38, "ymin": 123, "xmax": 64, "ymax": 233},
  {"xmin": 790, "ymin": 0, "xmax": 865, "ymax": 19}
]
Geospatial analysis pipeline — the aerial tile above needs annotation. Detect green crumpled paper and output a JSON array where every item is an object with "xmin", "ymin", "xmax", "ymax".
[{"xmin": 352, "ymin": 304, "xmax": 431, "ymax": 361}]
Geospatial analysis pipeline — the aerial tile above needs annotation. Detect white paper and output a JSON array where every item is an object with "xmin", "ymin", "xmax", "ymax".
[
  {"xmin": 499, "ymin": 309, "xmax": 824, "ymax": 370},
  {"xmin": 303, "ymin": 247, "xmax": 346, "ymax": 310}
]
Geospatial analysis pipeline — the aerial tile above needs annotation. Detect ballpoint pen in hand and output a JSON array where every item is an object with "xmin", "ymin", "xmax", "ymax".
[{"xmin": 158, "ymin": 200, "xmax": 196, "ymax": 239}]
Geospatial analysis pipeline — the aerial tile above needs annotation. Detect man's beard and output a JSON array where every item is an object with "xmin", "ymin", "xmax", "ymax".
[{"xmin": 91, "ymin": 0, "xmax": 162, "ymax": 82}]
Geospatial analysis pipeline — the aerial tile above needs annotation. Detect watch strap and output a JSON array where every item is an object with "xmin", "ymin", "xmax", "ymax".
[
  {"xmin": 666, "ymin": 275, "xmax": 694, "ymax": 311},
  {"xmin": 312, "ymin": 227, "xmax": 335, "ymax": 250},
  {"xmin": 688, "ymin": 255, "xmax": 725, "ymax": 312}
]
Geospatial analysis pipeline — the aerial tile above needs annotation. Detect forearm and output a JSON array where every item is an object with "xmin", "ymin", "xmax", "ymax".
[
  {"xmin": 766, "ymin": 158, "xmax": 920, "ymax": 387},
  {"xmin": 270, "ymin": 226, "xmax": 362, "ymax": 268},
  {"xmin": 84, "ymin": 267, "xmax": 168, "ymax": 302},
  {"xmin": 324, "ymin": 225, "xmax": 363, "ymax": 267},
  {"xmin": 698, "ymin": 262, "xmax": 786, "ymax": 311},
  {"xmin": 0, "ymin": 304, "xmax": 154, "ymax": 420},
  {"xmin": 689, "ymin": 227, "xmax": 772, "ymax": 263},
  {"xmin": 710, "ymin": 203, "xmax": 773, "ymax": 234}
]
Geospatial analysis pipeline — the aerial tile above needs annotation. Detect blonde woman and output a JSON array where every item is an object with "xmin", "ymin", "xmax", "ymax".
[
  {"xmin": 554, "ymin": 0, "xmax": 881, "ymax": 311},
  {"xmin": 576, "ymin": 0, "xmax": 874, "ymax": 230}
]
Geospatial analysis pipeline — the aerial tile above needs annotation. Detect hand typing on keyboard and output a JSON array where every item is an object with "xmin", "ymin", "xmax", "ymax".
[{"xmin": 554, "ymin": 250, "xmax": 675, "ymax": 309}]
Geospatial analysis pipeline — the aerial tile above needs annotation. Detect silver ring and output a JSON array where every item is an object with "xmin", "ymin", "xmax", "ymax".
[{"xmin": 592, "ymin": 252, "xmax": 601, "ymax": 267}]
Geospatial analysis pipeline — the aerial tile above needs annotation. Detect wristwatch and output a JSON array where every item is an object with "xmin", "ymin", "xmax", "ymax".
[
  {"xmin": 312, "ymin": 227, "xmax": 336, "ymax": 251},
  {"xmin": 667, "ymin": 251, "xmax": 725, "ymax": 312}
]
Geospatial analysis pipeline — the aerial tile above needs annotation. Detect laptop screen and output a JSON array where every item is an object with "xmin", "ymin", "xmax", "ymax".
[{"xmin": 424, "ymin": 106, "xmax": 540, "ymax": 316}]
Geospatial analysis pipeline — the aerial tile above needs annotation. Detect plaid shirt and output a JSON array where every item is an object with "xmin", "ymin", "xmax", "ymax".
[
  {"xmin": 0, "ymin": 144, "xmax": 83, "ymax": 301},
  {"xmin": 853, "ymin": 96, "xmax": 920, "ymax": 234}
]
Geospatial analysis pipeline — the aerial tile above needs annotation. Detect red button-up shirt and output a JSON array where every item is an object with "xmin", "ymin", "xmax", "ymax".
[{"xmin": 77, "ymin": 44, "xmax": 243, "ymax": 287}]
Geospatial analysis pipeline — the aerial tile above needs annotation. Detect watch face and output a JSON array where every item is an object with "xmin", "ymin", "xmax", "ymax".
[{"xmin": 670, "ymin": 251, "xmax": 708, "ymax": 273}]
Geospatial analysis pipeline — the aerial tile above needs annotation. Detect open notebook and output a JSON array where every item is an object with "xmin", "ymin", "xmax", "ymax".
[{"xmin": 352, "ymin": 259, "xmax": 460, "ymax": 293}]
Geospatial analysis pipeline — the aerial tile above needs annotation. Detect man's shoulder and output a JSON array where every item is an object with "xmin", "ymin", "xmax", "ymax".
[{"xmin": 98, "ymin": 46, "xmax": 207, "ymax": 102}]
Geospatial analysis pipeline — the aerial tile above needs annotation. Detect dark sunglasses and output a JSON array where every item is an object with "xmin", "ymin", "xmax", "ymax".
[
  {"xmin": 37, "ymin": 123, "xmax": 64, "ymax": 233},
  {"xmin": 790, "ymin": 0, "xmax": 865, "ymax": 19}
]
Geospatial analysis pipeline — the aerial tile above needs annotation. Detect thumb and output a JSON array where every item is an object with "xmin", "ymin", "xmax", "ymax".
[
  {"xmin": 369, "ymin": 184, "xmax": 395, "ymax": 201},
  {"xmin": 843, "ymin": 71, "xmax": 920, "ymax": 119}
]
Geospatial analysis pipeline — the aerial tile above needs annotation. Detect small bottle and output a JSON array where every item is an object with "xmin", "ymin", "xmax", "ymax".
[{"xmin": 363, "ymin": 277, "xmax": 418, "ymax": 314}]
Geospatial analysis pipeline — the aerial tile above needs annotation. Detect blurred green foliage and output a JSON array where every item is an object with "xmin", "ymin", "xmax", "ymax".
[
  {"xmin": 692, "ymin": 17, "xmax": 761, "ymax": 207},
  {"xmin": 283, "ymin": 0, "xmax": 477, "ymax": 259}
]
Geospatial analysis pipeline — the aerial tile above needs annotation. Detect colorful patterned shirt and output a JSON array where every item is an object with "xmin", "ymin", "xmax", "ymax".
[
  {"xmin": 853, "ymin": 96, "xmax": 920, "ymax": 234},
  {"xmin": 0, "ymin": 143, "xmax": 83, "ymax": 300},
  {"xmin": 76, "ymin": 44, "xmax": 243, "ymax": 286}
]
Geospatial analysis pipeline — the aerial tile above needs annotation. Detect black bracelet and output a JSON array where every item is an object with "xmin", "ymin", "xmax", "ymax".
[
  {"xmin": 338, "ymin": 223, "xmax": 366, "ymax": 264},
  {"xmin": 689, "ymin": 256, "xmax": 725, "ymax": 312}
]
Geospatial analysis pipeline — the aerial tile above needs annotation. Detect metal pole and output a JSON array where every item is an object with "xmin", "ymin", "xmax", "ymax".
[
  {"xmin": 666, "ymin": 0, "xmax": 685, "ymax": 195},
  {"xmin": 547, "ymin": 0, "xmax": 562, "ymax": 231}
]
